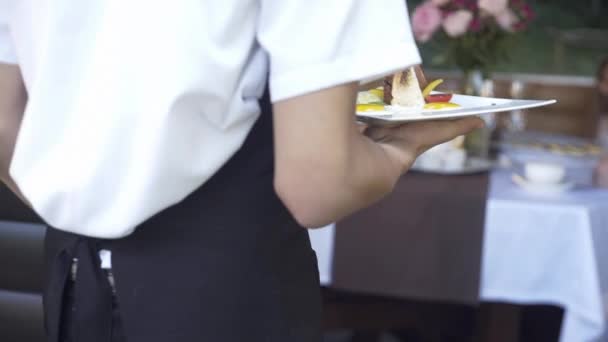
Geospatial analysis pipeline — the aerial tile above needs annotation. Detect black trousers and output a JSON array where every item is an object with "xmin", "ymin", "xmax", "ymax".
[{"xmin": 43, "ymin": 87, "xmax": 323, "ymax": 342}]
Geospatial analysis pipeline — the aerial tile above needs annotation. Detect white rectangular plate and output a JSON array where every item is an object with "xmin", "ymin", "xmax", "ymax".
[{"xmin": 356, "ymin": 93, "xmax": 556, "ymax": 126}]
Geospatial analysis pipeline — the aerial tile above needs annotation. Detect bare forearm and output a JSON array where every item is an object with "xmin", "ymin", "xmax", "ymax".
[
  {"xmin": 0, "ymin": 63, "xmax": 28, "ymax": 202},
  {"xmin": 276, "ymin": 131, "xmax": 404, "ymax": 228},
  {"xmin": 273, "ymin": 84, "xmax": 404, "ymax": 228},
  {"xmin": 315, "ymin": 128, "xmax": 404, "ymax": 224},
  {"xmin": 0, "ymin": 112, "xmax": 23, "ymax": 179},
  {"xmin": 0, "ymin": 127, "xmax": 28, "ymax": 203},
  {"xmin": 273, "ymin": 81, "xmax": 481, "ymax": 228}
]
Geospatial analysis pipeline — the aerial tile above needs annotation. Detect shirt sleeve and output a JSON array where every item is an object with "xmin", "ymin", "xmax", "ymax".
[
  {"xmin": 0, "ymin": 13, "xmax": 17, "ymax": 64},
  {"xmin": 257, "ymin": 0, "xmax": 421, "ymax": 102}
]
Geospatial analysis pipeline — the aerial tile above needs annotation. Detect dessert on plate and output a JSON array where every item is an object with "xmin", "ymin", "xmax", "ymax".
[
  {"xmin": 356, "ymin": 67, "xmax": 460, "ymax": 115},
  {"xmin": 390, "ymin": 67, "xmax": 425, "ymax": 108}
]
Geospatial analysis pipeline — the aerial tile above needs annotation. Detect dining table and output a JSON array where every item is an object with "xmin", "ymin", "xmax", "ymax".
[{"xmin": 311, "ymin": 166, "xmax": 608, "ymax": 342}]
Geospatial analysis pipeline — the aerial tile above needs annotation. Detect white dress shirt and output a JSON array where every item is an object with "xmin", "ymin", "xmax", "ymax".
[{"xmin": 0, "ymin": 0, "xmax": 421, "ymax": 238}]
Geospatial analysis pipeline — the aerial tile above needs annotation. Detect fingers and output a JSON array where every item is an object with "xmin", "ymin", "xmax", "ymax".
[
  {"xmin": 387, "ymin": 116, "xmax": 485, "ymax": 154},
  {"xmin": 365, "ymin": 116, "xmax": 485, "ymax": 176},
  {"xmin": 420, "ymin": 117, "xmax": 484, "ymax": 150},
  {"xmin": 426, "ymin": 117, "xmax": 485, "ymax": 144}
]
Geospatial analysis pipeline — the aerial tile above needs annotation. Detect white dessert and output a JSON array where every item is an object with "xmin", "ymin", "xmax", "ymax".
[{"xmin": 391, "ymin": 67, "xmax": 425, "ymax": 108}]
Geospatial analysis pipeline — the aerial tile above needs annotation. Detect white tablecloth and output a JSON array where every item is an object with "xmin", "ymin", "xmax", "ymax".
[{"xmin": 311, "ymin": 170, "xmax": 608, "ymax": 342}]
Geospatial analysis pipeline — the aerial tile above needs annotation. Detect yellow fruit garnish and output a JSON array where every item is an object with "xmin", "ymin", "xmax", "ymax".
[
  {"xmin": 422, "ymin": 79, "xmax": 444, "ymax": 98},
  {"xmin": 424, "ymin": 102, "xmax": 460, "ymax": 110},
  {"xmin": 368, "ymin": 88, "xmax": 384, "ymax": 99},
  {"xmin": 356, "ymin": 104, "xmax": 386, "ymax": 112},
  {"xmin": 357, "ymin": 91, "xmax": 383, "ymax": 104}
]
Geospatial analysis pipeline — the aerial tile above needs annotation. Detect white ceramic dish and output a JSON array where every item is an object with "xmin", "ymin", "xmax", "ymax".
[
  {"xmin": 524, "ymin": 162, "xmax": 566, "ymax": 184},
  {"xmin": 511, "ymin": 173, "xmax": 574, "ymax": 195},
  {"xmin": 356, "ymin": 93, "xmax": 556, "ymax": 126},
  {"xmin": 411, "ymin": 157, "xmax": 494, "ymax": 175}
]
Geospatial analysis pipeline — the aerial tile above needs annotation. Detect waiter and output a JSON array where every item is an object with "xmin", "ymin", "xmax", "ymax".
[{"xmin": 0, "ymin": 1, "xmax": 482, "ymax": 341}]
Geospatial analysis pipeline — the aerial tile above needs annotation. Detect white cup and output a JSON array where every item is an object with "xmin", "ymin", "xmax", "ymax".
[{"xmin": 524, "ymin": 162, "xmax": 566, "ymax": 184}]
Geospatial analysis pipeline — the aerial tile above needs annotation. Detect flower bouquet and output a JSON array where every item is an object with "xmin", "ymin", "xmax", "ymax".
[{"xmin": 412, "ymin": 0, "xmax": 536, "ymax": 80}]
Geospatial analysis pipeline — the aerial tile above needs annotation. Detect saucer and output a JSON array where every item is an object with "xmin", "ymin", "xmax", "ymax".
[{"xmin": 511, "ymin": 173, "xmax": 574, "ymax": 195}]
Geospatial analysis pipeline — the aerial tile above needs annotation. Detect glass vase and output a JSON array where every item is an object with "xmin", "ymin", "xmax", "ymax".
[{"xmin": 462, "ymin": 69, "xmax": 496, "ymax": 160}]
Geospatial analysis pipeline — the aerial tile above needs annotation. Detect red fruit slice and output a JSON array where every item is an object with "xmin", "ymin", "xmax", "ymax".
[{"xmin": 425, "ymin": 93, "xmax": 453, "ymax": 103}]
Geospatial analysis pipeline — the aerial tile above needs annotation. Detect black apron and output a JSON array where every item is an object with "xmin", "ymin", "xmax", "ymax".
[{"xmin": 43, "ymin": 86, "xmax": 323, "ymax": 342}]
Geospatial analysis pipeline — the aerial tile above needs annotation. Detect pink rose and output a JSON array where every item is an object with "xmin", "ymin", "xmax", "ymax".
[
  {"xmin": 442, "ymin": 10, "xmax": 474, "ymax": 37},
  {"xmin": 470, "ymin": 17, "xmax": 482, "ymax": 32},
  {"xmin": 495, "ymin": 9, "xmax": 519, "ymax": 31},
  {"xmin": 431, "ymin": 0, "xmax": 451, "ymax": 6},
  {"xmin": 411, "ymin": 2, "xmax": 442, "ymax": 42},
  {"xmin": 521, "ymin": 4, "xmax": 535, "ymax": 20},
  {"xmin": 478, "ymin": 0, "xmax": 508, "ymax": 15}
]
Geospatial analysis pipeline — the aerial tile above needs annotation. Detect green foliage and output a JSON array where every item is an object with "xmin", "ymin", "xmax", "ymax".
[
  {"xmin": 449, "ymin": 26, "xmax": 517, "ymax": 75},
  {"xmin": 422, "ymin": 23, "xmax": 520, "ymax": 77}
]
